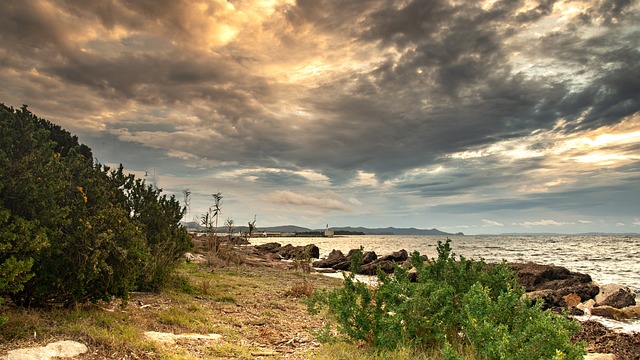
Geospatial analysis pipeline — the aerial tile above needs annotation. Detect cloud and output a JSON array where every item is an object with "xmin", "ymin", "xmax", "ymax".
[
  {"xmin": 1, "ymin": 0, "xmax": 639, "ymax": 231},
  {"xmin": 260, "ymin": 190, "xmax": 353, "ymax": 212},
  {"xmin": 482, "ymin": 219, "xmax": 504, "ymax": 227},
  {"xmin": 634, "ymin": 218, "xmax": 640, "ymax": 226},
  {"xmin": 515, "ymin": 220, "xmax": 575, "ymax": 227}
]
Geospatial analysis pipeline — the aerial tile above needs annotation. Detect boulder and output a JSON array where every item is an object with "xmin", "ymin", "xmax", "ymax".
[
  {"xmin": 510, "ymin": 262, "xmax": 599, "ymax": 308},
  {"xmin": 303, "ymin": 244, "xmax": 320, "ymax": 259},
  {"xmin": 407, "ymin": 267, "xmax": 418, "ymax": 282},
  {"xmin": 379, "ymin": 249, "xmax": 409, "ymax": 263},
  {"xmin": 332, "ymin": 260, "xmax": 353, "ymax": 271},
  {"xmin": 255, "ymin": 242, "xmax": 282, "ymax": 253},
  {"xmin": 510, "ymin": 262, "xmax": 593, "ymax": 292},
  {"xmin": 359, "ymin": 260, "xmax": 395, "ymax": 275},
  {"xmin": 581, "ymin": 304, "xmax": 640, "ymax": 320},
  {"xmin": 595, "ymin": 284, "xmax": 636, "ymax": 309},
  {"xmin": 312, "ymin": 249, "xmax": 347, "ymax": 268},
  {"xmin": 362, "ymin": 251, "xmax": 377, "ymax": 264},
  {"xmin": 278, "ymin": 244, "xmax": 295, "ymax": 258},
  {"xmin": 277, "ymin": 244, "xmax": 320, "ymax": 260}
]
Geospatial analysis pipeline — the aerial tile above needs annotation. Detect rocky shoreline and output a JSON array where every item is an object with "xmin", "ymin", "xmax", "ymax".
[{"xmin": 251, "ymin": 241, "xmax": 640, "ymax": 359}]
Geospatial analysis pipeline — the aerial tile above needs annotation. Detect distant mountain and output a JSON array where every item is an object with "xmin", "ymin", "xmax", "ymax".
[
  {"xmin": 181, "ymin": 222, "xmax": 462, "ymax": 236},
  {"xmin": 259, "ymin": 225, "xmax": 313, "ymax": 233},
  {"xmin": 329, "ymin": 226, "xmax": 462, "ymax": 236},
  {"xmin": 499, "ymin": 232, "xmax": 640, "ymax": 236}
]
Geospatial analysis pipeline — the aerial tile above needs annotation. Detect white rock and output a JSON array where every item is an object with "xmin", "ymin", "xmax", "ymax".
[
  {"xmin": 584, "ymin": 353, "xmax": 615, "ymax": 360},
  {"xmin": 144, "ymin": 331, "xmax": 222, "ymax": 345},
  {"xmin": 5, "ymin": 340, "xmax": 88, "ymax": 360}
]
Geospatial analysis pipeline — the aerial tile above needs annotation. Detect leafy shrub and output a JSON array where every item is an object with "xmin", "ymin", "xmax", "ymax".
[
  {"xmin": 308, "ymin": 239, "xmax": 585, "ymax": 359},
  {"xmin": 0, "ymin": 104, "xmax": 190, "ymax": 309}
]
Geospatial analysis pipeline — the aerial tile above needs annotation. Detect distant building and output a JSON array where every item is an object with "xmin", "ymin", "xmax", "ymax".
[{"xmin": 324, "ymin": 224, "xmax": 334, "ymax": 238}]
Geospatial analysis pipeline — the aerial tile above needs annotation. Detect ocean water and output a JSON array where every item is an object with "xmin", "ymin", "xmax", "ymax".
[
  {"xmin": 250, "ymin": 234, "xmax": 640, "ymax": 332},
  {"xmin": 251, "ymin": 234, "xmax": 640, "ymax": 293}
]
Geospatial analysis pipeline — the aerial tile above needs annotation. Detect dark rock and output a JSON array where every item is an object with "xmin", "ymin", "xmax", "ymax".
[
  {"xmin": 312, "ymin": 249, "xmax": 347, "ymax": 268},
  {"xmin": 332, "ymin": 260, "xmax": 352, "ymax": 271},
  {"xmin": 278, "ymin": 244, "xmax": 295, "ymax": 259},
  {"xmin": 595, "ymin": 284, "xmax": 636, "ymax": 309},
  {"xmin": 304, "ymin": 244, "xmax": 320, "ymax": 259},
  {"xmin": 590, "ymin": 306, "xmax": 617, "ymax": 319},
  {"xmin": 510, "ymin": 262, "xmax": 599, "ymax": 309},
  {"xmin": 362, "ymin": 251, "xmax": 377, "ymax": 264},
  {"xmin": 347, "ymin": 249, "xmax": 360, "ymax": 257},
  {"xmin": 379, "ymin": 249, "xmax": 408, "ymax": 263},
  {"xmin": 359, "ymin": 260, "xmax": 395, "ymax": 275},
  {"xmin": 407, "ymin": 267, "xmax": 418, "ymax": 282},
  {"xmin": 278, "ymin": 244, "xmax": 319, "ymax": 260},
  {"xmin": 255, "ymin": 242, "xmax": 282, "ymax": 253}
]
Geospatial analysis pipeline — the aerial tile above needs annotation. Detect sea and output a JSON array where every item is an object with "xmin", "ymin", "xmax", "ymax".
[{"xmin": 250, "ymin": 234, "xmax": 640, "ymax": 332}]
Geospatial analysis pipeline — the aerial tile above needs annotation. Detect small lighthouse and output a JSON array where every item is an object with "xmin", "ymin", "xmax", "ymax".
[{"xmin": 324, "ymin": 224, "xmax": 334, "ymax": 238}]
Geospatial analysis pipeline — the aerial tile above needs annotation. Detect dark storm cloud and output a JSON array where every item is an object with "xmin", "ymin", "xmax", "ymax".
[
  {"xmin": 433, "ymin": 179, "xmax": 640, "ymax": 217},
  {"xmin": 272, "ymin": 0, "xmax": 640, "ymax": 181},
  {"xmin": 1, "ymin": 0, "xmax": 639, "ymax": 230}
]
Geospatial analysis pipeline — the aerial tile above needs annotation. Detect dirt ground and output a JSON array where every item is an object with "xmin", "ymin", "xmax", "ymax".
[{"xmin": 2, "ymin": 243, "xmax": 639, "ymax": 359}]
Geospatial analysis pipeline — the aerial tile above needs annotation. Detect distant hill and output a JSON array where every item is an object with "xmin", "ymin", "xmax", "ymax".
[
  {"xmin": 181, "ymin": 222, "xmax": 463, "ymax": 236},
  {"xmin": 329, "ymin": 226, "xmax": 462, "ymax": 236}
]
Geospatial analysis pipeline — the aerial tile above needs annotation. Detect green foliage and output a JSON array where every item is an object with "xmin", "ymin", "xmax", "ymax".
[
  {"xmin": 0, "ymin": 104, "xmax": 191, "ymax": 311},
  {"xmin": 308, "ymin": 239, "xmax": 586, "ymax": 359}
]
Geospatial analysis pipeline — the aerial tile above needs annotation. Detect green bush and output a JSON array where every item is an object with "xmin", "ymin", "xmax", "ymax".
[
  {"xmin": 0, "ymin": 104, "xmax": 191, "ymax": 310},
  {"xmin": 308, "ymin": 239, "xmax": 585, "ymax": 359}
]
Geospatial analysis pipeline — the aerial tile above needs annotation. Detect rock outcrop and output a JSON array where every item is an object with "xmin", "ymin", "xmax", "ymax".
[
  {"xmin": 312, "ymin": 249, "xmax": 347, "ymax": 268},
  {"xmin": 255, "ymin": 242, "xmax": 319, "ymax": 260},
  {"xmin": 312, "ymin": 248, "xmax": 407, "ymax": 275},
  {"xmin": 594, "ymin": 284, "xmax": 636, "ymax": 309},
  {"xmin": 510, "ymin": 262, "xmax": 599, "ymax": 309}
]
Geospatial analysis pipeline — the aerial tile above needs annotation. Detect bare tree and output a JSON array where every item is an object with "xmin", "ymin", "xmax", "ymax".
[
  {"xmin": 182, "ymin": 188, "xmax": 191, "ymax": 225},
  {"xmin": 246, "ymin": 215, "xmax": 257, "ymax": 242}
]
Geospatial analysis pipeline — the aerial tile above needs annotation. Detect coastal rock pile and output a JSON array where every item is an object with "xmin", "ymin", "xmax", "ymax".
[
  {"xmin": 509, "ymin": 262, "xmax": 600, "ymax": 309},
  {"xmin": 256, "ymin": 242, "xmax": 638, "ymax": 322},
  {"xmin": 310, "ymin": 248, "xmax": 409, "ymax": 275},
  {"xmin": 508, "ymin": 262, "xmax": 638, "ymax": 320},
  {"xmin": 255, "ymin": 242, "xmax": 320, "ymax": 260}
]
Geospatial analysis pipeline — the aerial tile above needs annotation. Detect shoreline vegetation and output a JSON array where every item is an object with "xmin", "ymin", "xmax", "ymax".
[
  {"xmin": 2, "ymin": 106, "xmax": 638, "ymax": 358},
  {"xmin": 2, "ymin": 239, "xmax": 640, "ymax": 359}
]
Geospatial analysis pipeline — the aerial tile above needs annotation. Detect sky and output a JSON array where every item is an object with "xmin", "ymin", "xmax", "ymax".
[{"xmin": 1, "ymin": 0, "xmax": 639, "ymax": 234}]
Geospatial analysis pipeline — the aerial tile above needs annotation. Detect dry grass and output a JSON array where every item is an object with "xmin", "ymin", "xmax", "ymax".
[
  {"xmin": 0, "ymin": 249, "xmax": 343, "ymax": 359},
  {"xmin": 1, "ymin": 244, "xmax": 456, "ymax": 359}
]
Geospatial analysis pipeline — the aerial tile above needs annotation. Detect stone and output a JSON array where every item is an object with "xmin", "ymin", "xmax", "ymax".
[
  {"xmin": 277, "ymin": 244, "xmax": 319, "ymax": 260},
  {"xmin": 584, "ymin": 354, "xmax": 615, "ymax": 360},
  {"xmin": 510, "ymin": 262, "xmax": 599, "ymax": 309},
  {"xmin": 332, "ymin": 260, "xmax": 352, "ymax": 271},
  {"xmin": 5, "ymin": 340, "xmax": 88, "ymax": 360},
  {"xmin": 589, "ymin": 305, "xmax": 640, "ymax": 320},
  {"xmin": 184, "ymin": 252, "xmax": 207, "ymax": 264},
  {"xmin": 595, "ymin": 284, "xmax": 636, "ymax": 309},
  {"xmin": 144, "ymin": 331, "xmax": 222, "ymax": 345},
  {"xmin": 379, "ymin": 249, "xmax": 409, "ymax": 263},
  {"xmin": 255, "ymin": 242, "xmax": 282, "ymax": 253},
  {"xmin": 362, "ymin": 251, "xmax": 377, "ymax": 264},
  {"xmin": 564, "ymin": 293, "xmax": 582, "ymax": 307},
  {"xmin": 407, "ymin": 267, "xmax": 418, "ymax": 282},
  {"xmin": 358, "ymin": 260, "xmax": 395, "ymax": 275},
  {"xmin": 312, "ymin": 249, "xmax": 347, "ymax": 268},
  {"xmin": 577, "ymin": 299, "xmax": 597, "ymax": 312}
]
